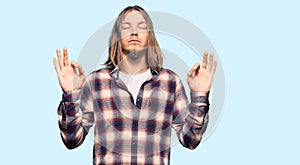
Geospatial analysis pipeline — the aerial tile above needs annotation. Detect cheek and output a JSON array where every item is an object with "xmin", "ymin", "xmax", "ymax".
[
  {"xmin": 120, "ymin": 38, "xmax": 127, "ymax": 48},
  {"xmin": 140, "ymin": 33, "xmax": 149, "ymax": 45},
  {"xmin": 120, "ymin": 32, "xmax": 129, "ymax": 46},
  {"xmin": 120, "ymin": 30, "xmax": 130, "ymax": 39}
]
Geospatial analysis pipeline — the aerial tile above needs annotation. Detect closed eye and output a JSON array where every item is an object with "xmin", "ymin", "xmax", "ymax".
[
  {"xmin": 138, "ymin": 22, "xmax": 147, "ymax": 29},
  {"xmin": 121, "ymin": 26, "xmax": 130, "ymax": 29}
]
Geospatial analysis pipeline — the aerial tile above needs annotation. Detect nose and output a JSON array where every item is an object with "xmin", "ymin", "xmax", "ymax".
[
  {"xmin": 130, "ymin": 27, "xmax": 138, "ymax": 36},
  {"xmin": 130, "ymin": 32, "xmax": 138, "ymax": 36}
]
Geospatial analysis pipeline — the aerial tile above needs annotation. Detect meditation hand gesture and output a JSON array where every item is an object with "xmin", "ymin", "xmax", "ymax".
[
  {"xmin": 187, "ymin": 52, "xmax": 217, "ymax": 92},
  {"xmin": 53, "ymin": 48, "xmax": 85, "ymax": 92}
]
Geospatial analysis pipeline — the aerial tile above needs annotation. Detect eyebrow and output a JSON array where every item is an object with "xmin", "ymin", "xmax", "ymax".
[{"xmin": 122, "ymin": 21, "xmax": 147, "ymax": 25}]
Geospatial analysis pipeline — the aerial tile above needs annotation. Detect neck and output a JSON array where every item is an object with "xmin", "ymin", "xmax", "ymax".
[{"xmin": 119, "ymin": 49, "xmax": 148, "ymax": 74}]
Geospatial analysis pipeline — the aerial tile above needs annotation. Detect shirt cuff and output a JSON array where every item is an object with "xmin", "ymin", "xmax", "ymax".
[
  {"xmin": 190, "ymin": 91, "xmax": 210, "ymax": 106},
  {"xmin": 62, "ymin": 90, "xmax": 81, "ymax": 102}
]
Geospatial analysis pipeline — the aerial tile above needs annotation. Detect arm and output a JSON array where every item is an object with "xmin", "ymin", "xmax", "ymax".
[
  {"xmin": 172, "ymin": 80, "xmax": 209, "ymax": 149},
  {"xmin": 172, "ymin": 51, "xmax": 217, "ymax": 149},
  {"xmin": 57, "ymin": 79, "xmax": 94, "ymax": 149},
  {"xmin": 53, "ymin": 48, "xmax": 94, "ymax": 149}
]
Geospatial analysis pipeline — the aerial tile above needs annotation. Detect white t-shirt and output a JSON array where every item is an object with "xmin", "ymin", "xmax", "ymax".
[{"xmin": 119, "ymin": 68, "xmax": 151, "ymax": 104}]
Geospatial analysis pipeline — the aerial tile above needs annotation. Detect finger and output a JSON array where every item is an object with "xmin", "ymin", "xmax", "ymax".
[
  {"xmin": 202, "ymin": 51, "xmax": 208, "ymax": 69},
  {"xmin": 71, "ymin": 61, "xmax": 79, "ymax": 68},
  {"xmin": 208, "ymin": 52, "xmax": 214, "ymax": 72},
  {"xmin": 78, "ymin": 64, "xmax": 85, "ymax": 76},
  {"xmin": 56, "ymin": 48, "xmax": 63, "ymax": 69},
  {"xmin": 63, "ymin": 48, "xmax": 69, "ymax": 66},
  {"xmin": 187, "ymin": 63, "xmax": 200, "ymax": 77},
  {"xmin": 53, "ymin": 58, "xmax": 61, "ymax": 75},
  {"xmin": 210, "ymin": 60, "xmax": 218, "ymax": 81},
  {"xmin": 78, "ymin": 65, "xmax": 85, "ymax": 80},
  {"xmin": 71, "ymin": 61, "xmax": 79, "ymax": 73}
]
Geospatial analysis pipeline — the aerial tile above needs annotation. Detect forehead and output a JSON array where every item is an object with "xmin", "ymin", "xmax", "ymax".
[{"xmin": 122, "ymin": 10, "xmax": 146, "ymax": 24}]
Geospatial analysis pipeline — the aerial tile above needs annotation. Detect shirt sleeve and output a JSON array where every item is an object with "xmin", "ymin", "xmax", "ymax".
[
  {"xmin": 172, "ymin": 78, "xmax": 209, "ymax": 150},
  {"xmin": 57, "ymin": 78, "xmax": 95, "ymax": 149}
]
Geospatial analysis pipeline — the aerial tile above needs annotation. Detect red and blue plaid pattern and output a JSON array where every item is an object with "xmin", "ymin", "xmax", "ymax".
[{"xmin": 57, "ymin": 68, "xmax": 209, "ymax": 165}]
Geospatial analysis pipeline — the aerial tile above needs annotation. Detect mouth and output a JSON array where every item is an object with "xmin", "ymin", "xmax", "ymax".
[{"xmin": 128, "ymin": 39, "xmax": 141, "ymax": 43}]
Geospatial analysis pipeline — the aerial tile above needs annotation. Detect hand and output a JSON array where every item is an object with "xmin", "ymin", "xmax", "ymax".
[
  {"xmin": 53, "ymin": 48, "xmax": 85, "ymax": 92},
  {"xmin": 187, "ymin": 52, "xmax": 217, "ymax": 92}
]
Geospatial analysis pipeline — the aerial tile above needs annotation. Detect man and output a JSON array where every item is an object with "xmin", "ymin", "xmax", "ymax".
[{"xmin": 53, "ymin": 5, "xmax": 217, "ymax": 165}]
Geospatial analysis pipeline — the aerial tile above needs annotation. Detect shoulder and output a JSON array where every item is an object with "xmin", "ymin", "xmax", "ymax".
[
  {"xmin": 85, "ymin": 68, "xmax": 111, "ymax": 81},
  {"xmin": 157, "ymin": 68, "xmax": 181, "ymax": 82}
]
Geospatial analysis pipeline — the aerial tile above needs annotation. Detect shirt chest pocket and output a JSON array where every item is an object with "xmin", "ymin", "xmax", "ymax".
[{"xmin": 140, "ymin": 89, "xmax": 173, "ymax": 120}]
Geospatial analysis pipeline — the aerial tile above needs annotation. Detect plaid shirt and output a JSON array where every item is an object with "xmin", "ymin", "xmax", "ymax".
[{"xmin": 57, "ymin": 67, "xmax": 210, "ymax": 165}]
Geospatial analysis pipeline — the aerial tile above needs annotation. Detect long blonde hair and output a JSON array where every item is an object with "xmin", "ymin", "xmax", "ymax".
[{"xmin": 104, "ymin": 5, "xmax": 163, "ymax": 72}]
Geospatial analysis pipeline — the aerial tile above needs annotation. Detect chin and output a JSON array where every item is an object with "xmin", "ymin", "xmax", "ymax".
[
  {"xmin": 122, "ymin": 47, "xmax": 147, "ymax": 60},
  {"xmin": 123, "ymin": 47, "xmax": 146, "ymax": 53},
  {"xmin": 128, "ymin": 46, "xmax": 146, "ymax": 51}
]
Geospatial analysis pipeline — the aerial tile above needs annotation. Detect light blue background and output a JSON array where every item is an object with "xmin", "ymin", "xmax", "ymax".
[{"xmin": 1, "ymin": 0, "xmax": 299, "ymax": 164}]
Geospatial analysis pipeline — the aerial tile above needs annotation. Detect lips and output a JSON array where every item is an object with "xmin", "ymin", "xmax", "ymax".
[{"xmin": 128, "ymin": 39, "xmax": 141, "ymax": 43}]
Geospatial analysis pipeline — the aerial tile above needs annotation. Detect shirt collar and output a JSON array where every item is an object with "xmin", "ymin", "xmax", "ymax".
[{"xmin": 109, "ymin": 66, "xmax": 160, "ymax": 81}]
